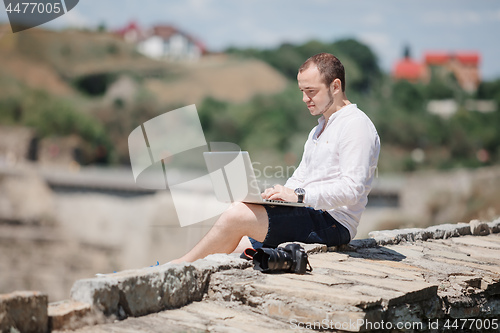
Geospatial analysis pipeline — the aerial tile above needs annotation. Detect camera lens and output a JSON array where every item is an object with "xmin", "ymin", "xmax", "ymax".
[{"xmin": 253, "ymin": 248, "xmax": 293, "ymax": 272}]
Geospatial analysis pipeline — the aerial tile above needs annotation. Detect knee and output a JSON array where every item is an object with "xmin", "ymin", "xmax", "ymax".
[{"xmin": 218, "ymin": 202, "xmax": 252, "ymax": 226}]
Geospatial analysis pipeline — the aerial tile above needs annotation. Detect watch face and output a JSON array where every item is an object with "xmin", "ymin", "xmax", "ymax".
[
  {"xmin": 294, "ymin": 188, "xmax": 305, "ymax": 195},
  {"xmin": 294, "ymin": 188, "xmax": 305, "ymax": 203}
]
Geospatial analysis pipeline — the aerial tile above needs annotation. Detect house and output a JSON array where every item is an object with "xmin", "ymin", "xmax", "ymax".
[
  {"xmin": 425, "ymin": 51, "xmax": 480, "ymax": 92},
  {"xmin": 393, "ymin": 46, "xmax": 429, "ymax": 83},
  {"xmin": 392, "ymin": 47, "xmax": 481, "ymax": 92},
  {"xmin": 115, "ymin": 21, "xmax": 144, "ymax": 44},
  {"xmin": 116, "ymin": 22, "xmax": 206, "ymax": 61}
]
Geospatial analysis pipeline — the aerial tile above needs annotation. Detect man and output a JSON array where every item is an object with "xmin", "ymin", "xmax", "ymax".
[{"xmin": 172, "ymin": 53, "xmax": 380, "ymax": 263}]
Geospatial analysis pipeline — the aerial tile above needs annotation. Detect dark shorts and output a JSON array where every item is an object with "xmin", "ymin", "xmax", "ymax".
[{"xmin": 249, "ymin": 205, "xmax": 351, "ymax": 249}]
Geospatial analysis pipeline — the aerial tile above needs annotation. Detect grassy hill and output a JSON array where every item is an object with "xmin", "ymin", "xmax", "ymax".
[
  {"xmin": 0, "ymin": 26, "xmax": 289, "ymax": 164},
  {"xmin": 2, "ymin": 26, "xmax": 499, "ymax": 171},
  {"xmin": 0, "ymin": 26, "xmax": 287, "ymax": 101}
]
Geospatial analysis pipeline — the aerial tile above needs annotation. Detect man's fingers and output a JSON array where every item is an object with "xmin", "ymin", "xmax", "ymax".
[
  {"xmin": 262, "ymin": 187, "xmax": 275, "ymax": 199},
  {"xmin": 262, "ymin": 185, "xmax": 282, "ymax": 199},
  {"xmin": 268, "ymin": 193, "xmax": 284, "ymax": 201}
]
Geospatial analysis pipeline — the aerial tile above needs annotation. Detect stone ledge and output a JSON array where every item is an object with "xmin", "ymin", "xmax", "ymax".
[
  {"xmin": 368, "ymin": 218, "xmax": 500, "ymax": 246},
  {"xmin": 4, "ymin": 220, "xmax": 500, "ymax": 332},
  {"xmin": 0, "ymin": 291, "xmax": 48, "ymax": 333},
  {"xmin": 61, "ymin": 221, "xmax": 500, "ymax": 329},
  {"xmin": 69, "ymin": 253, "xmax": 252, "ymax": 321},
  {"xmin": 48, "ymin": 300, "xmax": 105, "ymax": 331}
]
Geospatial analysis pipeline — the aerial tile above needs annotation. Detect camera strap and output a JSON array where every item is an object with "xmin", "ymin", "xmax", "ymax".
[{"xmin": 240, "ymin": 247, "xmax": 257, "ymax": 260}]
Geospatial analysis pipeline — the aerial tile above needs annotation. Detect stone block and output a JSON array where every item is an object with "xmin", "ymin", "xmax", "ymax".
[
  {"xmin": 0, "ymin": 291, "xmax": 48, "ymax": 333},
  {"xmin": 481, "ymin": 278, "xmax": 500, "ymax": 295},
  {"xmin": 69, "ymin": 255, "xmax": 252, "ymax": 319},
  {"xmin": 470, "ymin": 219, "xmax": 490, "ymax": 236},
  {"xmin": 48, "ymin": 300, "xmax": 105, "ymax": 331},
  {"xmin": 386, "ymin": 296, "xmax": 443, "ymax": 330},
  {"xmin": 426, "ymin": 223, "xmax": 471, "ymax": 239},
  {"xmin": 70, "ymin": 277, "xmax": 120, "ymax": 316},
  {"xmin": 154, "ymin": 300, "xmax": 298, "ymax": 332},
  {"xmin": 117, "ymin": 267, "xmax": 171, "ymax": 317},
  {"xmin": 488, "ymin": 218, "xmax": 500, "ymax": 233},
  {"xmin": 369, "ymin": 223, "xmax": 476, "ymax": 246},
  {"xmin": 251, "ymin": 274, "xmax": 384, "ymax": 308},
  {"xmin": 307, "ymin": 256, "xmax": 388, "ymax": 278},
  {"xmin": 455, "ymin": 222, "xmax": 474, "ymax": 236},
  {"xmin": 369, "ymin": 228, "xmax": 424, "ymax": 245},
  {"xmin": 198, "ymin": 253, "xmax": 253, "ymax": 270},
  {"xmin": 278, "ymin": 242, "xmax": 327, "ymax": 254},
  {"xmin": 158, "ymin": 264, "xmax": 209, "ymax": 311},
  {"xmin": 345, "ymin": 239, "xmax": 377, "ymax": 249}
]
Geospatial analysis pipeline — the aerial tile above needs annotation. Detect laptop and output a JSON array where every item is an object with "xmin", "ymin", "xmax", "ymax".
[{"xmin": 203, "ymin": 151, "xmax": 307, "ymax": 207}]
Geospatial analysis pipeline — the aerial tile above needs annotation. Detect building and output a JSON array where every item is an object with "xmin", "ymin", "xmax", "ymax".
[
  {"xmin": 392, "ymin": 47, "xmax": 481, "ymax": 92},
  {"xmin": 425, "ymin": 51, "xmax": 480, "ymax": 92},
  {"xmin": 116, "ymin": 22, "xmax": 206, "ymax": 61},
  {"xmin": 393, "ymin": 46, "xmax": 429, "ymax": 83},
  {"xmin": 115, "ymin": 21, "xmax": 144, "ymax": 44}
]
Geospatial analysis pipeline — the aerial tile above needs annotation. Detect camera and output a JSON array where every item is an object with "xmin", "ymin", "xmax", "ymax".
[{"xmin": 252, "ymin": 243, "xmax": 312, "ymax": 274}]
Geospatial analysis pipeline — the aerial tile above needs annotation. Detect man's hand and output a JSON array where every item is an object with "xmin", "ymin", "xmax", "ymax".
[{"xmin": 261, "ymin": 184, "xmax": 298, "ymax": 202}]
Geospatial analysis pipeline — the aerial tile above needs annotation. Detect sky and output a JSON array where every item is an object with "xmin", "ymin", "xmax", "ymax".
[{"xmin": 2, "ymin": 0, "xmax": 500, "ymax": 79}]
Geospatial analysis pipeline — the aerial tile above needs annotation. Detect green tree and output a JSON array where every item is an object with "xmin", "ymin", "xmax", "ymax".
[{"xmin": 226, "ymin": 38, "xmax": 381, "ymax": 95}]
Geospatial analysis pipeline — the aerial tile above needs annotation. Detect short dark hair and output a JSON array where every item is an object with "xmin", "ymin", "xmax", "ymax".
[{"xmin": 299, "ymin": 53, "xmax": 346, "ymax": 91}]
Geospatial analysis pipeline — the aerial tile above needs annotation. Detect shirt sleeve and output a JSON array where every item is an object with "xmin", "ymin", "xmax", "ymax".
[
  {"xmin": 305, "ymin": 116, "xmax": 380, "ymax": 210},
  {"xmin": 284, "ymin": 154, "xmax": 307, "ymax": 190},
  {"xmin": 284, "ymin": 128, "xmax": 315, "ymax": 190}
]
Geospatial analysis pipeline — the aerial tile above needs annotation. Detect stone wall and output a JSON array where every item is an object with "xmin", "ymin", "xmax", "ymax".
[{"xmin": 1, "ymin": 218, "xmax": 499, "ymax": 332}]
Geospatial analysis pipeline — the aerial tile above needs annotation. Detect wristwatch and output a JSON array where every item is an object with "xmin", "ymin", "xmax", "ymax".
[{"xmin": 294, "ymin": 188, "xmax": 306, "ymax": 203}]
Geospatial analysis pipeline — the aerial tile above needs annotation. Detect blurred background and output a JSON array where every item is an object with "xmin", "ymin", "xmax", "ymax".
[{"xmin": 1, "ymin": 0, "xmax": 500, "ymax": 302}]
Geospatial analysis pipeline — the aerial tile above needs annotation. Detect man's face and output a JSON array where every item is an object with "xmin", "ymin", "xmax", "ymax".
[{"xmin": 297, "ymin": 65, "xmax": 333, "ymax": 117}]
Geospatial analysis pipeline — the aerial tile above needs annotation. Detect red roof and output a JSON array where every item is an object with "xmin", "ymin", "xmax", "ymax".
[
  {"xmin": 424, "ymin": 51, "xmax": 480, "ymax": 66},
  {"xmin": 455, "ymin": 52, "xmax": 480, "ymax": 65},
  {"xmin": 116, "ymin": 21, "xmax": 141, "ymax": 36},
  {"xmin": 424, "ymin": 52, "xmax": 450, "ymax": 65},
  {"xmin": 393, "ymin": 58, "xmax": 424, "ymax": 81},
  {"xmin": 151, "ymin": 25, "xmax": 207, "ymax": 54},
  {"xmin": 152, "ymin": 25, "xmax": 177, "ymax": 39},
  {"xmin": 115, "ymin": 22, "xmax": 207, "ymax": 54}
]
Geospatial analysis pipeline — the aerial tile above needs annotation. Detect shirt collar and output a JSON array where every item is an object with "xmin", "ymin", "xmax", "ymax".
[
  {"xmin": 313, "ymin": 116, "xmax": 326, "ymax": 140},
  {"xmin": 314, "ymin": 103, "xmax": 356, "ymax": 138},
  {"xmin": 327, "ymin": 103, "xmax": 356, "ymax": 124}
]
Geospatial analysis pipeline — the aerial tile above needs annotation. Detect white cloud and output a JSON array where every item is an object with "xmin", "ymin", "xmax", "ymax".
[
  {"xmin": 359, "ymin": 32, "xmax": 391, "ymax": 49},
  {"xmin": 422, "ymin": 9, "xmax": 482, "ymax": 27},
  {"xmin": 488, "ymin": 9, "xmax": 500, "ymax": 21},
  {"xmin": 361, "ymin": 12, "xmax": 385, "ymax": 27},
  {"xmin": 63, "ymin": 9, "xmax": 90, "ymax": 27},
  {"xmin": 358, "ymin": 32, "xmax": 395, "ymax": 72},
  {"xmin": 45, "ymin": 8, "xmax": 91, "ymax": 29}
]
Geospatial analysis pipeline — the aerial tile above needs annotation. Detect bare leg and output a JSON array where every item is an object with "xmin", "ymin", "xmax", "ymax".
[
  {"xmin": 171, "ymin": 203, "xmax": 268, "ymax": 263},
  {"xmin": 233, "ymin": 236, "xmax": 253, "ymax": 254}
]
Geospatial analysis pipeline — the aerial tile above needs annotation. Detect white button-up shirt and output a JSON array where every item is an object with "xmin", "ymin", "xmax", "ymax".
[{"xmin": 285, "ymin": 104, "xmax": 380, "ymax": 239}]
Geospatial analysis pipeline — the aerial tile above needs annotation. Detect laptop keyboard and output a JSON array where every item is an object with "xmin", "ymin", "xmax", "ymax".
[{"xmin": 263, "ymin": 199, "xmax": 295, "ymax": 204}]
